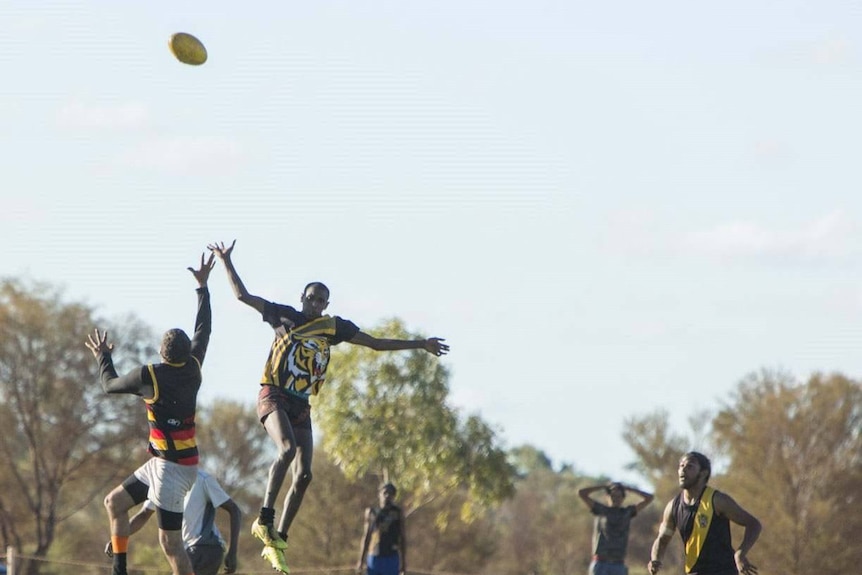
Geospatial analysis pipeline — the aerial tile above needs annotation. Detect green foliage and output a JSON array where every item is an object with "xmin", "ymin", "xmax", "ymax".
[
  {"xmin": 315, "ymin": 318, "xmax": 515, "ymax": 520},
  {"xmin": 508, "ymin": 445, "xmax": 555, "ymax": 477}
]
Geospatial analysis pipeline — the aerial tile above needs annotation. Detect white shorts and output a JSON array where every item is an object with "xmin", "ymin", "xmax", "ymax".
[{"xmin": 133, "ymin": 458, "xmax": 197, "ymax": 513}]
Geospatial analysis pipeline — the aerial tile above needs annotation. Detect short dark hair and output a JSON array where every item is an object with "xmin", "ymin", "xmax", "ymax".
[
  {"xmin": 606, "ymin": 482, "xmax": 626, "ymax": 496},
  {"xmin": 683, "ymin": 451, "xmax": 712, "ymax": 483},
  {"xmin": 380, "ymin": 482, "xmax": 397, "ymax": 495},
  {"xmin": 303, "ymin": 281, "xmax": 330, "ymax": 298},
  {"xmin": 161, "ymin": 328, "xmax": 191, "ymax": 364}
]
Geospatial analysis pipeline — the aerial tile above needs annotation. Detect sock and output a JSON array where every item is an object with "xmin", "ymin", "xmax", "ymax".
[
  {"xmin": 111, "ymin": 535, "xmax": 129, "ymax": 554},
  {"xmin": 278, "ymin": 530, "xmax": 288, "ymax": 542},
  {"xmin": 111, "ymin": 552, "xmax": 127, "ymax": 575},
  {"xmin": 259, "ymin": 507, "xmax": 276, "ymax": 525},
  {"xmin": 110, "ymin": 535, "xmax": 128, "ymax": 575}
]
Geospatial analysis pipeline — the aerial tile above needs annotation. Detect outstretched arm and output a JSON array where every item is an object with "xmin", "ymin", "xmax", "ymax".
[
  {"xmin": 715, "ymin": 491, "xmax": 761, "ymax": 575},
  {"xmin": 207, "ymin": 240, "xmax": 268, "ymax": 314},
  {"xmin": 187, "ymin": 253, "xmax": 215, "ymax": 365},
  {"xmin": 648, "ymin": 500, "xmax": 677, "ymax": 575},
  {"xmin": 85, "ymin": 329, "xmax": 153, "ymax": 397},
  {"xmin": 349, "ymin": 332, "xmax": 449, "ymax": 356}
]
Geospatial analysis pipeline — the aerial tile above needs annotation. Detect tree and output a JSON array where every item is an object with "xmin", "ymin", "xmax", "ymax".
[
  {"xmin": 195, "ymin": 398, "xmax": 271, "ymax": 499},
  {"xmin": 315, "ymin": 319, "xmax": 515, "ymax": 522},
  {"xmin": 712, "ymin": 370, "xmax": 862, "ymax": 575},
  {"xmin": 622, "ymin": 409, "xmax": 689, "ymax": 500},
  {"xmin": 0, "ymin": 278, "xmax": 156, "ymax": 575},
  {"xmin": 508, "ymin": 445, "xmax": 554, "ymax": 478},
  {"xmin": 623, "ymin": 370, "xmax": 862, "ymax": 575}
]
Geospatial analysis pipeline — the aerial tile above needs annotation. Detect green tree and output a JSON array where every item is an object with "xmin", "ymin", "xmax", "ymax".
[
  {"xmin": 712, "ymin": 370, "xmax": 862, "ymax": 575},
  {"xmin": 316, "ymin": 318, "xmax": 515, "ymax": 521},
  {"xmin": 0, "ymin": 278, "xmax": 156, "ymax": 575},
  {"xmin": 508, "ymin": 445, "xmax": 554, "ymax": 477}
]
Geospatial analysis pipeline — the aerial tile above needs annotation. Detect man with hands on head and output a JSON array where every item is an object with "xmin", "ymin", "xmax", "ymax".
[
  {"xmin": 578, "ymin": 481, "xmax": 654, "ymax": 575},
  {"xmin": 207, "ymin": 239, "xmax": 448, "ymax": 574},
  {"xmin": 648, "ymin": 452, "xmax": 761, "ymax": 575},
  {"xmin": 85, "ymin": 253, "xmax": 215, "ymax": 575}
]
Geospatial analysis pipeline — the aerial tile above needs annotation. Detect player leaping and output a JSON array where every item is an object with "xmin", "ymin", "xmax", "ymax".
[{"xmin": 208, "ymin": 240, "xmax": 448, "ymax": 573}]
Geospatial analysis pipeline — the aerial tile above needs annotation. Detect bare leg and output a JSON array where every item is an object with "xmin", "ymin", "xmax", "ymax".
[
  {"xmin": 159, "ymin": 528, "xmax": 194, "ymax": 575},
  {"xmin": 104, "ymin": 485, "xmax": 136, "ymax": 537},
  {"xmin": 263, "ymin": 410, "xmax": 298, "ymax": 508},
  {"xmin": 277, "ymin": 427, "xmax": 314, "ymax": 536},
  {"xmin": 104, "ymin": 485, "xmax": 138, "ymax": 574}
]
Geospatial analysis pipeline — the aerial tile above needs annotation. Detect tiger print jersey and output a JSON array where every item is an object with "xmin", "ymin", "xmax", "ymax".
[{"xmin": 259, "ymin": 301, "xmax": 360, "ymax": 397}]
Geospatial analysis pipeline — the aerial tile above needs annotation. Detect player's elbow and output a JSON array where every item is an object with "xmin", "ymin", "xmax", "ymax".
[{"xmin": 748, "ymin": 516, "xmax": 762, "ymax": 535}]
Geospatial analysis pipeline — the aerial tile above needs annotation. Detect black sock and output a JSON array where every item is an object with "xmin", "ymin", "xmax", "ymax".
[
  {"xmin": 259, "ymin": 507, "xmax": 276, "ymax": 525},
  {"xmin": 279, "ymin": 530, "xmax": 288, "ymax": 541},
  {"xmin": 112, "ymin": 553, "xmax": 127, "ymax": 575}
]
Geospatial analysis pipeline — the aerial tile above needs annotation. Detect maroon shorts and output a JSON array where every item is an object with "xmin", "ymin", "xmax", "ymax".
[{"xmin": 257, "ymin": 385, "xmax": 312, "ymax": 430}]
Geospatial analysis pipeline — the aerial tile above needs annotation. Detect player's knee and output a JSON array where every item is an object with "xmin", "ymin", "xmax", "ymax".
[
  {"xmin": 104, "ymin": 492, "xmax": 121, "ymax": 514},
  {"xmin": 158, "ymin": 529, "xmax": 185, "ymax": 556},
  {"xmin": 296, "ymin": 469, "xmax": 313, "ymax": 490},
  {"xmin": 277, "ymin": 444, "xmax": 297, "ymax": 464}
]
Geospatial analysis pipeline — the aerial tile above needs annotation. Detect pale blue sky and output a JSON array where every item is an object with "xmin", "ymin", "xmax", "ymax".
[{"xmin": 3, "ymin": 1, "xmax": 862, "ymax": 485}]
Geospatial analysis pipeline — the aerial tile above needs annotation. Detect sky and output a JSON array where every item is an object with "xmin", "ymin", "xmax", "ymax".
[{"xmin": 2, "ymin": 0, "xmax": 862, "ymax": 486}]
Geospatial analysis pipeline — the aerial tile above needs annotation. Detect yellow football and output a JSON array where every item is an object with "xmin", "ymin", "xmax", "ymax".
[{"xmin": 168, "ymin": 32, "xmax": 207, "ymax": 66}]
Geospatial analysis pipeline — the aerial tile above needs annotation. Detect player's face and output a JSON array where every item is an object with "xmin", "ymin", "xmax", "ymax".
[
  {"xmin": 379, "ymin": 488, "xmax": 395, "ymax": 507},
  {"xmin": 300, "ymin": 286, "xmax": 329, "ymax": 317},
  {"xmin": 678, "ymin": 457, "xmax": 704, "ymax": 489},
  {"xmin": 608, "ymin": 488, "xmax": 625, "ymax": 506}
]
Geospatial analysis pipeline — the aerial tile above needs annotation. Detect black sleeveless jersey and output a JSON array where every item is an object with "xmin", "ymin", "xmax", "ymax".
[{"xmin": 672, "ymin": 487, "xmax": 737, "ymax": 575}]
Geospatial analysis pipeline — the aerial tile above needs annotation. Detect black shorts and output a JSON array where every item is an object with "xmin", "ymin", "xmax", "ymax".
[
  {"xmin": 257, "ymin": 385, "xmax": 312, "ymax": 430},
  {"xmin": 188, "ymin": 544, "xmax": 225, "ymax": 575}
]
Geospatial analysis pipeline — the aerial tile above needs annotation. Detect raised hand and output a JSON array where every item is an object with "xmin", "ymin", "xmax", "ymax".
[
  {"xmin": 85, "ymin": 329, "xmax": 114, "ymax": 358},
  {"xmin": 424, "ymin": 337, "xmax": 450, "ymax": 357},
  {"xmin": 207, "ymin": 239, "xmax": 236, "ymax": 260},
  {"xmin": 187, "ymin": 252, "xmax": 216, "ymax": 287}
]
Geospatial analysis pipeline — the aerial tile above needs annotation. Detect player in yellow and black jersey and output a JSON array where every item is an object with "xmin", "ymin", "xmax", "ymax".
[
  {"xmin": 648, "ymin": 452, "xmax": 762, "ymax": 575},
  {"xmin": 208, "ymin": 240, "xmax": 448, "ymax": 574}
]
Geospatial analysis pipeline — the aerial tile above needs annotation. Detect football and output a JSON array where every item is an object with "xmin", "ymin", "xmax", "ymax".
[{"xmin": 168, "ymin": 32, "xmax": 207, "ymax": 66}]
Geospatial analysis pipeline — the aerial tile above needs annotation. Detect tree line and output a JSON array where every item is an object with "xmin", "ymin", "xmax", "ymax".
[{"xmin": 0, "ymin": 277, "xmax": 859, "ymax": 575}]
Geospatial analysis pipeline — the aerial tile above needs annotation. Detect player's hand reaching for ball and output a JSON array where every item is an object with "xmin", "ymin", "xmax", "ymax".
[
  {"xmin": 85, "ymin": 329, "xmax": 114, "ymax": 358},
  {"xmin": 187, "ymin": 252, "xmax": 216, "ymax": 288},
  {"xmin": 207, "ymin": 239, "xmax": 236, "ymax": 260},
  {"xmin": 424, "ymin": 337, "xmax": 449, "ymax": 356}
]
